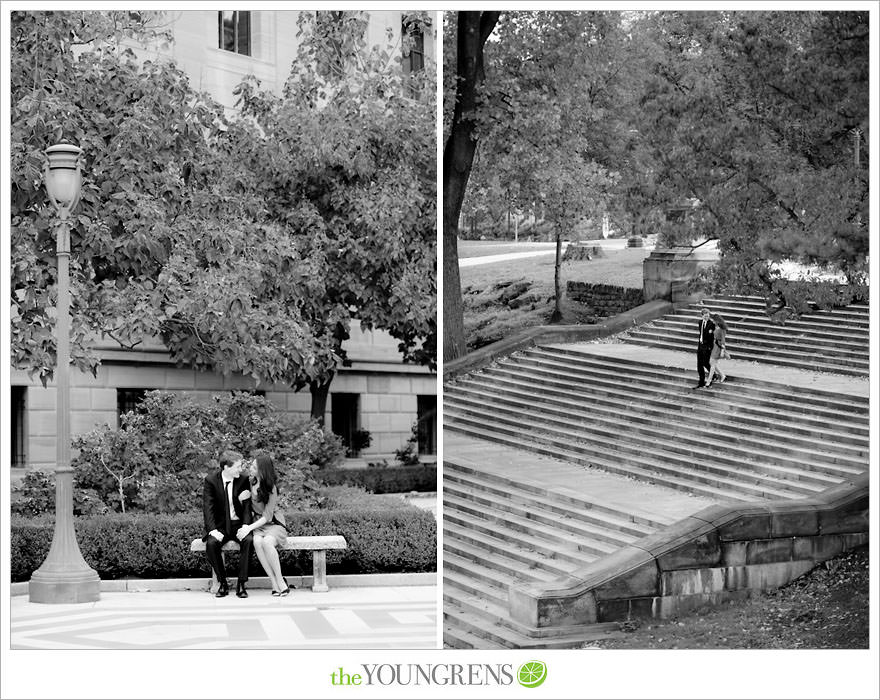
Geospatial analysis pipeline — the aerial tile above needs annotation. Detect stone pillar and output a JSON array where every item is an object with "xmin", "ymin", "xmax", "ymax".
[
  {"xmin": 312, "ymin": 550, "xmax": 329, "ymax": 592},
  {"xmin": 643, "ymin": 247, "xmax": 716, "ymax": 303}
]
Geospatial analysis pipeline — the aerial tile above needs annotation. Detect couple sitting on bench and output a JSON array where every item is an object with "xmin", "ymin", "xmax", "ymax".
[{"xmin": 202, "ymin": 450, "xmax": 291, "ymax": 599}]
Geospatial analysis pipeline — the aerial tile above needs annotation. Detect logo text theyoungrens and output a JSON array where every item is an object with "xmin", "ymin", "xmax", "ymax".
[{"xmin": 330, "ymin": 664, "xmax": 515, "ymax": 686}]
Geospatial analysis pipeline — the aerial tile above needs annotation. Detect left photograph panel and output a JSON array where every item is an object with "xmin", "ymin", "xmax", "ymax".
[{"xmin": 8, "ymin": 9, "xmax": 438, "ymax": 649}]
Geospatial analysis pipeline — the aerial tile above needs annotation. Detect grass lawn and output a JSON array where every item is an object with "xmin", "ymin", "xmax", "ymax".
[
  {"xmin": 461, "ymin": 247, "xmax": 649, "ymax": 350},
  {"xmin": 589, "ymin": 546, "xmax": 868, "ymax": 649}
]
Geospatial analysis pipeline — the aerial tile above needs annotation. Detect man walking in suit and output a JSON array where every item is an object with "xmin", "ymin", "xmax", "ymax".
[
  {"xmin": 695, "ymin": 306, "xmax": 716, "ymax": 388},
  {"xmin": 203, "ymin": 450, "xmax": 254, "ymax": 598}
]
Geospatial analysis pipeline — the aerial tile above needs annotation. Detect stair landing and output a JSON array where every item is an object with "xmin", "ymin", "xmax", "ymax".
[
  {"xmin": 553, "ymin": 343, "xmax": 869, "ymax": 398},
  {"xmin": 444, "ymin": 432, "xmax": 718, "ymax": 527}
]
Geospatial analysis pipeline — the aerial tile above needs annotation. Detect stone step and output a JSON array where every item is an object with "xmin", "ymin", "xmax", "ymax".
[
  {"xmin": 443, "ymin": 586, "xmax": 624, "ymax": 646},
  {"xmin": 444, "ymin": 550, "xmax": 543, "ymax": 595},
  {"xmin": 672, "ymin": 310, "xmax": 870, "ymax": 338},
  {"xmin": 452, "ymin": 379, "xmax": 866, "ymax": 472},
  {"xmin": 446, "ymin": 402, "xmax": 829, "ymax": 498},
  {"xmin": 443, "ymin": 468, "xmax": 658, "ymax": 537},
  {"xmin": 445, "ymin": 492, "xmax": 622, "ymax": 558},
  {"xmin": 443, "ymin": 518, "xmax": 598, "ymax": 571},
  {"xmin": 444, "ymin": 533, "xmax": 572, "ymax": 581},
  {"xmin": 651, "ymin": 316, "xmax": 868, "ymax": 349},
  {"xmin": 444, "ymin": 459, "xmax": 672, "ymax": 530},
  {"xmin": 444, "ymin": 479, "xmax": 642, "ymax": 548},
  {"xmin": 624, "ymin": 335, "xmax": 868, "ymax": 376},
  {"xmin": 453, "ymin": 371, "xmax": 868, "ymax": 453},
  {"xmin": 482, "ymin": 353, "xmax": 870, "ymax": 462},
  {"xmin": 444, "ymin": 417, "xmax": 804, "ymax": 502},
  {"xmin": 443, "ymin": 566, "xmax": 508, "ymax": 609},
  {"xmin": 510, "ymin": 350, "xmax": 870, "ymax": 421},
  {"xmin": 630, "ymin": 323, "xmax": 868, "ymax": 367},
  {"xmin": 646, "ymin": 321, "xmax": 869, "ymax": 358},
  {"xmin": 709, "ymin": 295, "xmax": 870, "ymax": 315},
  {"xmin": 686, "ymin": 299, "xmax": 870, "ymax": 326},
  {"xmin": 443, "ymin": 504, "xmax": 608, "ymax": 564},
  {"xmin": 443, "ymin": 607, "xmax": 517, "ymax": 648},
  {"xmin": 443, "ymin": 623, "xmax": 505, "ymax": 649},
  {"xmin": 446, "ymin": 391, "xmax": 861, "ymax": 485},
  {"xmin": 535, "ymin": 348, "xmax": 870, "ymax": 412},
  {"xmin": 475, "ymin": 362, "xmax": 869, "ymax": 439}
]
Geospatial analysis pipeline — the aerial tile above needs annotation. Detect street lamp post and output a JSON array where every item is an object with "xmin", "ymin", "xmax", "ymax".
[{"xmin": 28, "ymin": 143, "xmax": 101, "ymax": 604}]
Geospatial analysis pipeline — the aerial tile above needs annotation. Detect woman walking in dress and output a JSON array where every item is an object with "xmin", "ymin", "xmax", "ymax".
[
  {"xmin": 236, "ymin": 454, "xmax": 291, "ymax": 596},
  {"xmin": 707, "ymin": 312, "xmax": 729, "ymax": 386}
]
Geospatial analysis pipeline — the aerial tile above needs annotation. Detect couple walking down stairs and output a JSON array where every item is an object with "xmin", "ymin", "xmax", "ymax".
[{"xmin": 443, "ymin": 297, "xmax": 869, "ymax": 648}]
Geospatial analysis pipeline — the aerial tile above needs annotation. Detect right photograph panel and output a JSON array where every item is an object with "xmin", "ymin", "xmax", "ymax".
[{"xmin": 441, "ymin": 10, "xmax": 870, "ymax": 650}]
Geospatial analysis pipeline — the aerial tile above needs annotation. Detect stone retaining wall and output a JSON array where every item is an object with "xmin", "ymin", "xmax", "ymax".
[
  {"xmin": 566, "ymin": 282, "xmax": 644, "ymax": 317},
  {"xmin": 509, "ymin": 474, "xmax": 868, "ymax": 629},
  {"xmin": 444, "ymin": 300, "xmax": 674, "ymax": 379}
]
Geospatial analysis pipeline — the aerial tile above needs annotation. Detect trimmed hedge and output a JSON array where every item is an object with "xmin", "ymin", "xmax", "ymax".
[
  {"xmin": 11, "ymin": 508, "xmax": 436, "ymax": 582},
  {"xmin": 318, "ymin": 464, "xmax": 437, "ymax": 494}
]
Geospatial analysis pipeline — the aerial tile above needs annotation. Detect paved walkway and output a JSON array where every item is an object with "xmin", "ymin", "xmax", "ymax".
[
  {"xmin": 459, "ymin": 248, "xmax": 560, "ymax": 267},
  {"xmin": 444, "ymin": 432, "xmax": 716, "ymax": 527},
  {"xmin": 10, "ymin": 583, "xmax": 436, "ymax": 649},
  {"xmin": 557, "ymin": 342, "xmax": 870, "ymax": 397}
]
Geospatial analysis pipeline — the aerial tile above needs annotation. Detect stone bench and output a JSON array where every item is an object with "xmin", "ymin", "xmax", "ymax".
[{"xmin": 190, "ymin": 535, "xmax": 347, "ymax": 592}]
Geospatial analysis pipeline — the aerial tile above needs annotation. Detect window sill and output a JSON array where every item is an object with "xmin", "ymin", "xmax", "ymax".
[{"xmin": 208, "ymin": 46, "xmax": 275, "ymax": 68}]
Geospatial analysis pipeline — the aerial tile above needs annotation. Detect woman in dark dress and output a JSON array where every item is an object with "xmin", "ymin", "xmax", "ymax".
[{"xmin": 236, "ymin": 454, "xmax": 290, "ymax": 596}]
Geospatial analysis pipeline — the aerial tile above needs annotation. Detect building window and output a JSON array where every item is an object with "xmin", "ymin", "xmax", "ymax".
[
  {"xmin": 416, "ymin": 395, "xmax": 436, "ymax": 456},
  {"xmin": 117, "ymin": 388, "xmax": 148, "ymax": 424},
  {"xmin": 331, "ymin": 393, "xmax": 359, "ymax": 456},
  {"xmin": 402, "ymin": 20, "xmax": 425, "ymax": 98},
  {"xmin": 219, "ymin": 11, "xmax": 251, "ymax": 56},
  {"xmin": 12, "ymin": 386, "xmax": 26, "ymax": 469},
  {"xmin": 402, "ymin": 21, "xmax": 425, "ymax": 74}
]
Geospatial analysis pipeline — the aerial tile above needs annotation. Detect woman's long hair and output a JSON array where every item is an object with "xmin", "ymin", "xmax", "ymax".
[
  {"xmin": 711, "ymin": 313, "xmax": 728, "ymax": 331},
  {"xmin": 253, "ymin": 454, "xmax": 278, "ymax": 505}
]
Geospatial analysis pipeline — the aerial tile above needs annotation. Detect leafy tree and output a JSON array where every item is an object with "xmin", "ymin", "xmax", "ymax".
[
  {"xmin": 10, "ymin": 11, "xmax": 321, "ymax": 386},
  {"xmin": 631, "ymin": 11, "xmax": 869, "ymax": 308},
  {"xmin": 233, "ymin": 10, "xmax": 437, "ymax": 417},
  {"xmin": 72, "ymin": 391, "xmax": 345, "ymax": 514},
  {"xmin": 12, "ymin": 11, "xmax": 435, "ymax": 422},
  {"xmin": 464, "ymin": 12, "xmax": 620, "ymax": 322}
]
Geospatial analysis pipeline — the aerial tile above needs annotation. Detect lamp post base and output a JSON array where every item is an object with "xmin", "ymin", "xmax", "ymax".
[{"xmin": 29, "ymin": 569, "xmax": 101, "ymax": 604}]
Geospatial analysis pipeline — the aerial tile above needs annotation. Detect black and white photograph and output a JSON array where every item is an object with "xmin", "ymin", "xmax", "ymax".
[
  {"xmin": 442, "ymin": 9, "xmax": 872, "ymax": 652},
  {"xmin": 2, "ymin": 3, "xmax": 878, "ymax": 700},
  {"xmin": 6, "ymin": 8, "xmax": 437, "ymax": 651}
]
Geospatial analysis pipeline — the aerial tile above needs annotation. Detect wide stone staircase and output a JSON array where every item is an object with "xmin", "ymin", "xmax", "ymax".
[
  {"xmin": 443, "ymin": 296, "xmax": 870, "ymax": 648},
  {"xmin": 625, "ymin": 295, "xmax": 869, "ymax": 377},
  {"xmin": 443, "ymin": 460, "xmax": 668, "ymax": 648}
]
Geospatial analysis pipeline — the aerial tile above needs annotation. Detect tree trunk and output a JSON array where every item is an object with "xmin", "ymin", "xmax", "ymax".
[
  {"xmin": 118, "ymin": 480, "xmax": 126, "ymax": 514},
  {"xmin": 442, "ymin": 11, "xmax": 501, "ymax": 363},
  {"xmin": 550, "ymin": 231, "xmax": 564, "ymax": 323},
  {"xmin": 309, "ymin": 375, "xmax": 334, "ymax": 424}
]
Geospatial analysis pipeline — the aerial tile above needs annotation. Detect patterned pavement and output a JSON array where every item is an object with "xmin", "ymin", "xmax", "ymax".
[{"xmin": 10, "ymin": 586, "xmax": 437, "ymax": 649}]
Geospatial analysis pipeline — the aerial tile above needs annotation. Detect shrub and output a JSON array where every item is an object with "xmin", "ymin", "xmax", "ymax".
[
  {"xmin": 10, "ymin": 508, "xmax": 436, "ymax": 581},
  {"xmin": 318, "ymin": 464, "xmax": 437, "ymax": 494},
  {"xmin": 70, "ymin": 391, "xmax": 344, "ymax": 515},
  {"xmin": 347, "ymin": 429, "xmax": 372, "ymax": 457},
  {"xmin": 11, "ymin": 471, "xmax": 108, "ymax": 517},
  {"xmin": 394, "ymin": 422, "xmax": 421, "ymax": 466},
  {"xmin": 317, "ymin": 484, "xmax": 420, "ymax": 511}
]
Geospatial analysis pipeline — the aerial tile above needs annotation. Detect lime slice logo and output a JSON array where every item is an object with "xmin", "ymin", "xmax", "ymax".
[{"xmin": 517, "ymin": 660, "xmax": 547, "ymax": 688}]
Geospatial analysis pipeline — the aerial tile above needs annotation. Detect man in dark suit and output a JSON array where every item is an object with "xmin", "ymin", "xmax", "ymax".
[
  {"xmin": 695, "ymin": 306, "xmax": 716, "ymax": 388},
  {"xmin": 203, "ymin": 450, "xmax": 254, "ymax": 598}
]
